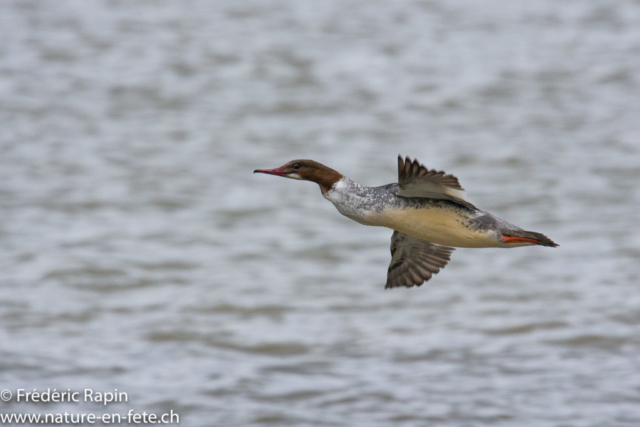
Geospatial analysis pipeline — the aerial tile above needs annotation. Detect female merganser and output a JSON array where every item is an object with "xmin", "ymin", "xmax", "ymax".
[{"xmin": 255, "ymin": 156, "xmax": 557, "ymax": 289}]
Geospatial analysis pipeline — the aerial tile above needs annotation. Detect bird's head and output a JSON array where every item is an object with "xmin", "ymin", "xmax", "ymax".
[{"xmin": 254, "ymin": 159, "xmax": 343, "ymax": 193}]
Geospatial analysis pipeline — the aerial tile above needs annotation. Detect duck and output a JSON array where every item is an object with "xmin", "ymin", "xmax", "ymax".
[{"xmin": 255, "ymin": 156, "xmax": 557, "ymax": 288}]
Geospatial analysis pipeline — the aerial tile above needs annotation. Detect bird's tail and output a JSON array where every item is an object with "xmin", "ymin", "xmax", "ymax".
[{"xmin": 502, "ymin": 230, "xmax": 558, "ymax": 247}]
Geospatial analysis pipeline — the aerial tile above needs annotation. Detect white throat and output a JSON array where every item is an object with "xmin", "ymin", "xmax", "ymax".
[{"xmin": 323, "ymin": 178, "xmax": 374, "ymax": 225}]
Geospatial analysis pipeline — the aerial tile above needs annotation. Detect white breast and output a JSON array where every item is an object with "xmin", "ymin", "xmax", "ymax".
[{"xmin": 323, "ymin": 179, "xmax": 376, "ymax": 225}]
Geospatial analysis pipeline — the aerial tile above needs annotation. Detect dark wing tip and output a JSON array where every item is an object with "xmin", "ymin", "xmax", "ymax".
[
  {"xmin": 385, "ymin": 282, "xmax": 423, "ymax": 290},
  {"xmin": 397, "ymin": 155, "xmax": 464, "ymax": 189}
]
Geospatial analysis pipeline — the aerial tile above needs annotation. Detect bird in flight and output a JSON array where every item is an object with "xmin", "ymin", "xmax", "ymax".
[{"xmin": 255, "ymin": 156, "xmax": 557, "ymax": 289}]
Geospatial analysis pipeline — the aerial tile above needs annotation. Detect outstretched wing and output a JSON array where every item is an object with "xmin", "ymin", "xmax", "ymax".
[
  {"xmin": 397, "ymin": 155, "xmax": 475, "ymax": 209},
  {"xmin": 386, "ymin": 231, "xmax": 455, "ymax": 289}
]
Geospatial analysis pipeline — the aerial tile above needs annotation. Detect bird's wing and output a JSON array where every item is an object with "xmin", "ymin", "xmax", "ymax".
[
  {"xmin": 386, "ymin": 231, "xmax": 455, "ymax": 289},
  {"xmin": 397, "ymin": 155, "xmax": 476, "ymax": 209}
]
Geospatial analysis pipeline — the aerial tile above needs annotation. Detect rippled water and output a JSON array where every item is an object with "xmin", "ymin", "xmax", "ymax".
[{"xmin": 1, "ymin": 1, "xmax": 640, "ymax": 426}]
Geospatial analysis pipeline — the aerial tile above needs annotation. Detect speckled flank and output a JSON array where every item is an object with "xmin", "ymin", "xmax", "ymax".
[{"xmin": 324, "ymin": 177, "xmax": 532, "ymax": 248}]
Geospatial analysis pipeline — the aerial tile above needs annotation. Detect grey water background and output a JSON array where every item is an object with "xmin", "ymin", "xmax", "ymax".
[{"xmin": 1, "ymin": 0, "xmax": 639, "ymax": 426}]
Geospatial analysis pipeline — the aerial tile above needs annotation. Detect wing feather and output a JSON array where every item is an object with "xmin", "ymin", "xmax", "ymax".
[
  {"xmin": 385, "ymin": 231, "xmax": 455, "ymax": 289},
  {"xmin": 397, "ymin": 155, "xmax": 475, "ymax": 209}
]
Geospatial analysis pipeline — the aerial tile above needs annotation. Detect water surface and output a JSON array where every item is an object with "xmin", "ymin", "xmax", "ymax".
[{"xmin": 1, "ymin": 1, "xmax": 640, "ymax": 426}]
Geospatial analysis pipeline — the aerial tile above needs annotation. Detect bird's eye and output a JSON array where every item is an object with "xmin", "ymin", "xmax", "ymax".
[{"xmin": 292, "ymin": 163, "xmax": 301, "ymax": 170}]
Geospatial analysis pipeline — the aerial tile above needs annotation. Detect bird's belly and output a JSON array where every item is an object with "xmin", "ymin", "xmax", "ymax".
[{"xmin": 373, "ymin": 206, "xmax": 501, "ymax": 248}]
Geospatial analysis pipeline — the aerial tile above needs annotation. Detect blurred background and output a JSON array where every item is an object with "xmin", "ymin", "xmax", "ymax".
[{"xmin": 1, "ymin": 0, "xmax": 639, "ymax": 426}]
